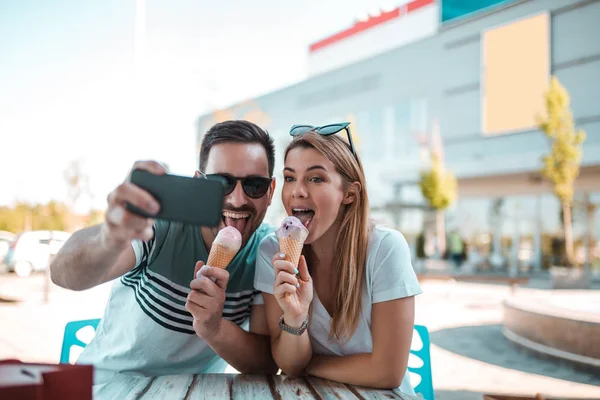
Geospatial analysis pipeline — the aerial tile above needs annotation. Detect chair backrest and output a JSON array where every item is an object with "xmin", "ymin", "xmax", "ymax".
[
  {"xmin": 408, "ymin": 325, "xmax": 434, "ymax": 400},
  {"xmin": 59, "ymin": 318, "xmax": 101, "ymax": 364},
  {"xmin": 59, "ymin": 319, "xmax": 433, "ymax": 398}
]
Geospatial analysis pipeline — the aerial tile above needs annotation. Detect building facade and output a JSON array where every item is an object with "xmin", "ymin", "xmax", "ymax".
[{"xmin": 197, "ymin": 0, "xmax": 600, "ymax": 270}]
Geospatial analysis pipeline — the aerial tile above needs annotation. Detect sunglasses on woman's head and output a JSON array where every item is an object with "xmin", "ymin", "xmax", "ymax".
[
  {"xmin": 203, "ymin": 174, "xmax": 272, "ymax": 199},
  {"xmin": 289, "ymin": 122, "xmax": 358, "ymax": 161}
]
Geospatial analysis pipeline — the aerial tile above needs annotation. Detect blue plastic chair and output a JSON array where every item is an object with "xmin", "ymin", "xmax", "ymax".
[
  {"xmin": 59, "ymin": 318, "xmax": 433, "ymax": 398},
  {"xmin": 59, "ymin": 318, "xmax": 101, "ymax": 364},
  {"xmin": 408, "ymin": 325, "xmax": 434, "ymax": 400}
]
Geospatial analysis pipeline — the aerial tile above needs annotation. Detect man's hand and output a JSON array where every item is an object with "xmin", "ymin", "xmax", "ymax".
[
  {"xmin": 100, "ymin": 160, "xmax": 167, "ymax": 251},
  {"xmin": 186, "ymin": 261, "xmax": 230, "ymax": 341}
]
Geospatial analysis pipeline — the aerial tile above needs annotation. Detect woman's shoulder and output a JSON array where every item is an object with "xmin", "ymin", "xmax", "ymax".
[
  {"xmin": 366, "ymin": 225, "xmax": 412, "ymax": 268},
  {"xmin": 368, "ymin": 225, "xmax": 410, "ymax": 251},
  {"xmin": 258, "ymin": 232, "xmax": 279, "ymax": 255}
]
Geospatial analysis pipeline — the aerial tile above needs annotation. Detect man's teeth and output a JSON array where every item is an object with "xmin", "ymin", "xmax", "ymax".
[{"xmin": 223, "ymin": 211, "xmax": 250, "ymax": 219}]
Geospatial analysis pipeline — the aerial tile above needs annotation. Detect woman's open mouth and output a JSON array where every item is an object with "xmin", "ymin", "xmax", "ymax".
[{"xmin": 292, "ymin": 208, "xmax": 315, "ymax": 230}]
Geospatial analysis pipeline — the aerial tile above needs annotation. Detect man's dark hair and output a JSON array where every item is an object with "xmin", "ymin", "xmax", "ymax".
[{"xmin": 198, "ymin": 120, "xmax": 275, "ymax": 177}]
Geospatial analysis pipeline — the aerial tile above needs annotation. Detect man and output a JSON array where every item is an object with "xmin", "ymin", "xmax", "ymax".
[{"xmin": 51, "ymin": 120, "xmax": 278, "ymax": 383}]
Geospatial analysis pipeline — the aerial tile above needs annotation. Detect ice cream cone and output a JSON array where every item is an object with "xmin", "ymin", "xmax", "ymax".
[
  {"xmin": 207, "ymin": 244, "xmax": 238, "ymax": 269},
  {"xmin": 279, "ymin": 236, "xmax": 304, "ymax": 267},
  {"xmin": 276, "ymin": 216, "xmax": 309, "ymax": 300},
  {"xmin": 200, "ymin": 227, "xmax": 241, "ymax": 278}
]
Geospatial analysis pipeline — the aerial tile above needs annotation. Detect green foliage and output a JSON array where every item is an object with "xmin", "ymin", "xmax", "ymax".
[
  {"xmin": 538, "ymin": 76, "xmax": 586, "ymax": 207},
  {"xmin": 87, "ymin": 209, "xmax": 106, "ymax": 227},
  {"xmin": 0, "ymin": 201, "xmax": 104, "ymax": 233},
  {"xmin": 419, "ymin": 152, "xmax": 457, "ymax": 211}
]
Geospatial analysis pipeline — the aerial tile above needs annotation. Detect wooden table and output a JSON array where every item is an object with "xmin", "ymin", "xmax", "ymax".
[{"xmin": 93, "ymin": 373, "xmax": 417, "ymax": 399}]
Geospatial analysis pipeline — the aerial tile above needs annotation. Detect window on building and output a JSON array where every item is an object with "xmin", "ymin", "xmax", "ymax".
[
  {"xmin": 354, "ymin": 108, "xmax": 383, "ymax": 160},
  {"xmin": 393, "ymin": 99, "xmax": 428, "ymax": 159}
]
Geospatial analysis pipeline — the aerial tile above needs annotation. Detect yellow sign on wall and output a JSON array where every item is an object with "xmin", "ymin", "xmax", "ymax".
[{"xmin": 482, "ymin": 12, "xmax": 550, "ymax": 135}]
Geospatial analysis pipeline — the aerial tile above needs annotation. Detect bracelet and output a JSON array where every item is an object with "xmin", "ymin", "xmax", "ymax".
[{"xmin": 279, "ymin": 314, "xmax": 309, "ymax": 336}]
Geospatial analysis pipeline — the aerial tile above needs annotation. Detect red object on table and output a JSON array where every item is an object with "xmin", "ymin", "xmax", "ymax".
[{"xmin": 0, "ymin": 359, "xmax": 93, "ymax": 400}]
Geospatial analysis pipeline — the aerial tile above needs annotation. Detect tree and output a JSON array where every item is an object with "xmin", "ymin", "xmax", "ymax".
[
  {"xmin": 87, "ymin": 209, "xmax": 106, "ymax": 227},
  {"xmin": 63, "ymin": 159, "xmax": 91, "ymax": 231},
  {"xmin": 0, "ymin": 201, "xmax": 70, "ymax": 233},
  {"xmin": 419, "ymin": 151, "xmax": 457, "ymax": 256},
  {"xmin": 538, "ymin": 76, "xmax": 586, "ymax": 265}
]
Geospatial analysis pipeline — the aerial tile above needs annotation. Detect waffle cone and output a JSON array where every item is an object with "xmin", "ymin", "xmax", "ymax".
[
  {"xmin": 279, "ymin": 236, "xmax": 304, "ymax": 267},
  {"xmin": 207, "ymin": 244, "xmax": 237, "ymax": 269}
]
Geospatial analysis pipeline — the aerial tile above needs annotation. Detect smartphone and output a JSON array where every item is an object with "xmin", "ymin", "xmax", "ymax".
[{"xmin": 125, "ymin": 169, "xmax": 226, "ymax": 227}]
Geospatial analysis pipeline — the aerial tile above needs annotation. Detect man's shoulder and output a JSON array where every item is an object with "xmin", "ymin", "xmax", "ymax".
[{"xmin": 252, "ymin": 223, "xmax": 276, "ymax": 242}]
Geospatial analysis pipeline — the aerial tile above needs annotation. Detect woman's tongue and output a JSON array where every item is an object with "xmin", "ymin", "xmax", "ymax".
[
  {"xmin": 224, "ymin": 216, "xmax": 248, "ymax": 233},
  {"xmin": 295, "ymin": 211, "xmax": 314, "ymax": 228}
]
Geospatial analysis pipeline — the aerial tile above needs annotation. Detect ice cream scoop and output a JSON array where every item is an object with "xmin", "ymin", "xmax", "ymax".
[{"xmin": 276, "ymin": 216, "xmax": 309, "ymax": 243}]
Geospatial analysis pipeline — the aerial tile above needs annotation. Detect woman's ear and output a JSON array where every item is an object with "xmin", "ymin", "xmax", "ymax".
[{"xmin": 342, "ymin": 182, "xmax": 362, "ymax": 205}]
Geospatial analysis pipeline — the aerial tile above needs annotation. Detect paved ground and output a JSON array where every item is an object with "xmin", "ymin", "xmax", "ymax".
[{"xmin": 1, "ymin": 273, "xmax": 599, "ymax": 399}]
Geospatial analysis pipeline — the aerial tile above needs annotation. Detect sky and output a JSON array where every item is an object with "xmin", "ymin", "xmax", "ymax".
[{"xmin": 0, "ymin": 0, "xmax": 396, "ymax": 212}]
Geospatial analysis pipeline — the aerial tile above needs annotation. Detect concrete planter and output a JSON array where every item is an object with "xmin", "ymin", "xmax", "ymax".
[{"xmin": 550, "ymin": 266, "xmax": 592, "ymax": 289}]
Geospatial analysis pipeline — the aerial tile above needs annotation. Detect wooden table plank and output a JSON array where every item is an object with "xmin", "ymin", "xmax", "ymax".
[
  {"xmin": 230, "ymin": 374, "xmax": 279, "ymax": 399},
  {"xmin": 271, "ymin": 375, "xmax": 318, "ymax": 399},
  {"xmin": 353, "ymin": 385, "xmax": 403, "ymax": 399},
  {"xmin": 306, "ymin": 376, "xmax": 360, "ymax": 400},
  {"xmin": 94, "ymin": 374, "xmax": 408, "ymax": 400},
  {"xmin": 139, "ymin": 374, "xmax": 195, "ymax": 399},
  {"xmin": 93, "ymin": 376, "xmax": 154, "ymax": 400},
  {"xmin": 186, "ymin": 374, "xmax": 232, "ymax": 399}
]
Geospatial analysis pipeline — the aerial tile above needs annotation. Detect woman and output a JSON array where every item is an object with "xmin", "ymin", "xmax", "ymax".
[{"xmin": 254, "ymin": 124, "xmax": 422, "ymax": 393}]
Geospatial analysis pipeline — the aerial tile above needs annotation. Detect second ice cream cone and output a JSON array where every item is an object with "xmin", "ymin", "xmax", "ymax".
[
  {"xmin": 279, "ymin": 237, "xmax": 303, "ymax": 267},
  {"xmin": 279, "ymin": 236, "xmax": 305, "ymax": 300}
]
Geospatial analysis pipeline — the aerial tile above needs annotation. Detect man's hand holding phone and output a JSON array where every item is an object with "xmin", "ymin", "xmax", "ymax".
[{"xmin": 100, "ymin": 160, "xmax": 167, "ymax": 251}]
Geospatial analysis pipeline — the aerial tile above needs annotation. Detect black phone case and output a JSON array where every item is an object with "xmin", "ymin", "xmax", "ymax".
[{"xmin": 126, "ymin": 169, "xmax": 225, "ymax": 227}]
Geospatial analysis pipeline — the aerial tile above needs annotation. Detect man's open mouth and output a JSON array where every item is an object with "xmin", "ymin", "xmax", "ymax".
[
  {"xmin": 292, "ymin": 208, "xmax": 315, "ymax": 229},
  {"xmin": 222, "ymin": 211, "xmax": 251, "ymax": 233}
]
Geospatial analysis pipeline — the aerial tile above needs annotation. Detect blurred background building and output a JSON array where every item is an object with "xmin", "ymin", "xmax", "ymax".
[{"xmin": 197, "ymin": 0, "xmax": 600, "ymax": 272}]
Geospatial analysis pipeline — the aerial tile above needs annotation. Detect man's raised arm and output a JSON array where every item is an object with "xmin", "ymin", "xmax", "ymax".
[{"xmin": 50, "ymin": 160, "xmax": 166, "ymax": 291}]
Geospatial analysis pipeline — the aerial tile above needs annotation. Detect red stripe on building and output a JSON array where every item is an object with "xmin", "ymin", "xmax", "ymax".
[{"xmin": 309, "ymin": 0, "xmax": 435, "ymax": 53}]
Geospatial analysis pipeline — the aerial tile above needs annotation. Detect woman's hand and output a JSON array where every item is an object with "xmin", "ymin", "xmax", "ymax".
[{"xmin": 272, "ymin": 253, "xmax": 313, "ymax": 327}]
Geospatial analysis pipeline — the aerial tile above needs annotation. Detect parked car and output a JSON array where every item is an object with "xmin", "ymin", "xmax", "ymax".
[
  {"xmin": 0, "ymin": 231, "xmax": 17, "ymax": 273},
  {"xmin": 3, "ymin": 230, "xmax": 71, "ymax": 277}
]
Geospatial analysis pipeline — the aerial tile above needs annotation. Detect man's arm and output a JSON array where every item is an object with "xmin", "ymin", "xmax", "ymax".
[
  {"xmin": 306, "ymin": 296, "xmax": 415, "ymax": 389},
  {"xmin": 50, "ymin": 224, "xmax": 137, "ymax": 291},
  {"xmin": 50, "ymin": 160, "xmax": 166, "ymax": 291},
  {"xmin": 186, "ymin": 263, "xmax": 277, "ymax": 374}
]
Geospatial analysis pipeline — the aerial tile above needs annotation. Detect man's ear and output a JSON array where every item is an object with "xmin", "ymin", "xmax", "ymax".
[
  {"xmin": 267, "ymin": 178, "xmax": 276, "ymax": 206},
  {"xmin": 342, "ymin": 182, "xmax": 361, "ymax": 205},
  {"xmin": 194, "ymin": 170, "xmax": 201, "ymax": 178}
]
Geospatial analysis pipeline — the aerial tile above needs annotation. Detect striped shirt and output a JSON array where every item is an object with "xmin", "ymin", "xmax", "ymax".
[{"xmin": 77, "ymin": 220, "xmax": 274, "ymax": 384}]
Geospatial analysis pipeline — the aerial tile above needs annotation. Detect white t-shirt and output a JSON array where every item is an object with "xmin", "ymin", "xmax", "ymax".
[{"xmin": 254, "ymin": 225, "xmax": 423, "ymax": 396}]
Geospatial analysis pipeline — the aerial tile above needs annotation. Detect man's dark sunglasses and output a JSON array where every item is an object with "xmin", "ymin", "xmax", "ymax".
[
  {"xmin": 204, "ymin": 174, "xmax": 272, "ymax": 199},
  {"xmin": 289, "ymin": 122, "xmax": 358, "ymax": 160}
]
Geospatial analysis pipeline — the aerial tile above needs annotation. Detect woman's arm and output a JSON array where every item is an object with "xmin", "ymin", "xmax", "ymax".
[
  {"xmin": 306, "ymin": 296, "xmax": 415, "ymax": 389},
  {"xmin": 263, "ymin": 292, "xmax": 312, "ymax": 376}
]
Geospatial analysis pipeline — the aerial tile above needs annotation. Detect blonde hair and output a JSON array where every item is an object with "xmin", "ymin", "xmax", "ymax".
[{"xmin": 284, "ymin": 131, "xmax": 371, "ymax": 341}]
